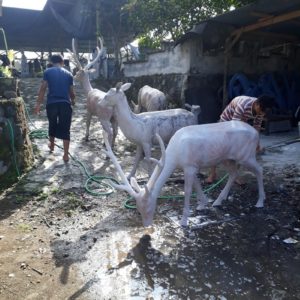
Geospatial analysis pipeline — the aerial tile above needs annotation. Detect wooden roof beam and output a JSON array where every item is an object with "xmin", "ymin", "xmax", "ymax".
[
  {"xmin": 50, "ymin": 0, "xmax": 74, "ymax": 5},
  {"xmin": 245, "ymin": 30, "xmax": 298, "ymax": 42},
  {"xmin": 252, "ymin": 11, "xmax": 300, "ymax": 27},
  {"xmin": 232, "ymin": 9, "xmax": 300, "ymax": 36}
]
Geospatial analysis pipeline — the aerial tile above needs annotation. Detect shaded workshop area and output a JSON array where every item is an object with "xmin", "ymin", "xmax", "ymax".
[
  {"xmin": 0, "ymin": 0, "xmax": 299, "ymax": 299},
  {"xmin": 0, "ymin": 77, "xmax": 299, "ymax": 299}
]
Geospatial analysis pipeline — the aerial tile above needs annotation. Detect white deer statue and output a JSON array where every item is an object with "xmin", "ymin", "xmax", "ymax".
[
  {"xmin": 131, "ymin": 85, "xmax": 167, "ymax": 113},
  {"xmin": 101, "ymin": 82, "xmax": 201, "ymax": 178},
  {"xmin": 67, "ymin": 38, "xmax": 118, "ymax": 147},
  {"xmin": 103, "ymin": 120, "xmax": 266, "ymax": 227}
]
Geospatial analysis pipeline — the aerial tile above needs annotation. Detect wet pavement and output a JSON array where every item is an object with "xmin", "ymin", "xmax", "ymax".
[{"xmin": 0, "ymin": 78, "xmax": 299, "ymax": 300}]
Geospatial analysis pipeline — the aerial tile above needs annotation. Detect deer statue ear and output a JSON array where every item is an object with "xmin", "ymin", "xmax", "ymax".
[
  {"xmin": 88, "ymin": 68, "xmax": 96, "ymax": 74},
  {"xmin": 121, "ymin": 83, "xmax": 131, "ymax": 92}
]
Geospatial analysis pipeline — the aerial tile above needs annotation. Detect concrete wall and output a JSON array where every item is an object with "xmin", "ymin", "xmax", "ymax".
[
  {"xmin": 123, "ymin": 38, "xmax": 300, "ymax": 123},
  {"xmin": 125, "ymin": 73, "xmax": 187, "ymax": 110},
  {"xmin": 124, "ymin": 40, "xmax": 226, "ymax": 77},
  {"xmin": 124, "ymin": 43, "xmax": 191, "ymax": 77},
  {"xmin": 123, "ymin": 40, "xmax": 225, "ymax": 122},
  {"xmin": 124, "ymin": 39, "xmax": 300, "ymax": 78}
]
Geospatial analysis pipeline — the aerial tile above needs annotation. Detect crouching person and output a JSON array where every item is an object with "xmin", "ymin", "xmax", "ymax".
[{"xmin": 206, "ymin": 95, "xmax": 276, "ymax": 184}]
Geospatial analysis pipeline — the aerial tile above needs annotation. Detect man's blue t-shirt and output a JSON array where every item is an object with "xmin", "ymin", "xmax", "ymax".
[{"xmin": 43, "ymin": 67, "xmax": 73, "ymax": 105}]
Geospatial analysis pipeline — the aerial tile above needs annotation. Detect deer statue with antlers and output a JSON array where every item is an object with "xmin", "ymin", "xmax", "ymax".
[
  {"xmin": 103, "ymin": 120, "xmax": 266, "ymax": 227},
  {"xmin": 67, "ymin": 38, "xmax": 118, "ymax": 147}
]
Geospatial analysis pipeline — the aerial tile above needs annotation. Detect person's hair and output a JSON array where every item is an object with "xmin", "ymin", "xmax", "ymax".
[
  {"xmin": 50, "ymin": 54, "xmax": 64, "ymax": 64},
  {"xmin": 256, "ymin": 95, "xmax": 276, "ymax": 112}
]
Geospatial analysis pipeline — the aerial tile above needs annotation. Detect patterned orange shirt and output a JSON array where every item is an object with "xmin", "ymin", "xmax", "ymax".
[{"xmin": 220, "ymin": 96, "xmax": 264, "ymax": 131}]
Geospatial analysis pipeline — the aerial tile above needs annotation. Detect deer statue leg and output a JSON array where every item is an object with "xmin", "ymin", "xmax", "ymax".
[
  {"xmin": 241, "ymin": 158, "xmax": 265, "ymax": 208},
  {"xmin": 111, "ymin": 117, "xmax": 118, "ymax": 148},
  {"xmin": 85, "ymin": 112, "xmax": 92, "ymax": 141},
  {"xmin": 194, "ymin": 177, "xmax": 208, "ymax": 210},
  {"xmin": 100, "ymin": 120, "xmax": 113, "ymax": 147},
  {"xmin": 212, "ymin": 161, "xmax": 238, "ymax": 207},
  {"xmin": 181, "ymin": 167, "xmax": 197, "ymax": 227},
  {"xmin": 142, "ymin": 142, "xmax": 153, "ymax": 177},
  {"xmin": 128, "ymin": 145, "xmax": 143, "ymax": 179}
]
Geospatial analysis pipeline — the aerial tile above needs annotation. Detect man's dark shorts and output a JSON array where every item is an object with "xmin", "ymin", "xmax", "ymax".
[{"xmin": 46, "ymin": 102, "xmax": 72, "ymax": 140}]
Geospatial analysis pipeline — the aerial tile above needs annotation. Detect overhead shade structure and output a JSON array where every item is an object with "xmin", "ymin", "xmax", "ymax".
[
  {"xmin": 0, "ymin": 0, "xmax": 133, "ymax": 53},
  {"xmin": 175, "ymin": 0, "xmax": 300, "ymax": 52},
  {"xmin": 0, "ymin": 0, "xmax": 98, "ymax": 52},
  {"xmin": 175, "ymin": 21, "xmax": 234, "ymax": 51}
]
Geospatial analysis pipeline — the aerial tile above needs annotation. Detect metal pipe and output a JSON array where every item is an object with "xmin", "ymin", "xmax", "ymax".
[
  {"xmin": 96, "ymin": 1, "xmax": 100, "ymax": 41},
  {"xmin": 0, "ymin": 27, "xmax": 8, "ymax": 55}
]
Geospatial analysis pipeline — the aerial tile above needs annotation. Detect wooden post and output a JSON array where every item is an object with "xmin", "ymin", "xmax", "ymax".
[
  {"xmin": 222, "ymin": 38, "xmax": 230, "ymax": 110},
  {"xmin": 96, "ymin": 1, "xmax": 100, "ymax": 41},
  {"xmin": 222, "ymin": 31, "xmax": 242, "ymax": 109}
]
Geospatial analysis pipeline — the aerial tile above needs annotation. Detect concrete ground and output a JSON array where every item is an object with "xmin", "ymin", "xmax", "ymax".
[
  {"xmin": 0, "ymin": 78, "xmax": 299, "ymax": 300},
  {"xmin": 260, "ymin": 129, "xmax": 300, "ymax": 168}
]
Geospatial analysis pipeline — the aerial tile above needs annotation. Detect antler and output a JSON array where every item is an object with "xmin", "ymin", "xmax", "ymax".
[
  {"xmin": 66, "ymin": 38, "xmax": 83, "ymax": 70},
  {"xmin": 84, "ymin": 37, "xmax": 104, "ymax": 70},
  {"xmin": 102, "ymin": 131, "xmax": 140, "ymax": 197},
  {"xmin": 66, "ymin": 37, "xmax": 105, "ymax": 71}
]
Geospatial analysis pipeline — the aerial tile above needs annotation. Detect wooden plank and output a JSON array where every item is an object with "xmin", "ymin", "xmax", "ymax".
[
  {"xmin": 232, "ymin": 10, "xmax": 300, "ymax": 36},
  {"xmin": 251, "ymin": 12, "xmax": 300, "ymax": 27},
  {"xmin": 222, "ymin": 38, "xmax": 231, "ymax": 109},
  {"xmin": 250, "ymin": 11, "xmax": 274, "ymax": 22},
  {"xmin": 244, "ymin": 30, "xmax": 298, "ymax": 42}
]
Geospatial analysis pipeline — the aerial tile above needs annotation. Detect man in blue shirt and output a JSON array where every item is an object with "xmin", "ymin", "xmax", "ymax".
[{"xmin": 35, "ymin": 54, "xmax": 75, "ymax": 162}]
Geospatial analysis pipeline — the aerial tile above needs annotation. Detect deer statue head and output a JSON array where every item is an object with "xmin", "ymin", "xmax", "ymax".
[
  {"xmin": 102, "ymin": 82, "xmax": 132, "ymax": 107},
  {"xmin": 103, "ymin": 131, "xmax": 166, "ymax": 227}
]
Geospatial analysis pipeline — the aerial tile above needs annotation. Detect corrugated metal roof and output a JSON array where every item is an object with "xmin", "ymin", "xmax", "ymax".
[
  {"xmin": 214, "ymin": 0, "xmax": 300, "ymax": 28},
  {"xmin": 176, "ymin": 0, "xmax": 300, "ymax": 50}
]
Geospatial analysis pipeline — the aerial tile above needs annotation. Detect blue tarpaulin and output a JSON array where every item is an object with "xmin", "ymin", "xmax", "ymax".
[{"xmin": 228, "ymin": 72, "xmax": 300, "ymax": 114}]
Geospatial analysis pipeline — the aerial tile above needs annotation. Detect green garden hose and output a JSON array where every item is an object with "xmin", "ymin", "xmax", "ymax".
[
  {"xmin": 21, "ymin": 99, "xmax": 229, "ymax": 205},
  {"xmin": 124, "ymin": 173, "xmax": 229, "ymax": 209},
  {"xmin": 22, "ymin": 99, "xmax": 116, "ymax": 196},
  {"xmin": 5, "ymin": 119, "xmax": 20, "ymax": 177}
]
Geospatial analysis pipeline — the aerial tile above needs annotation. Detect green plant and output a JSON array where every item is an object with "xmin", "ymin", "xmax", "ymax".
[
  {"xmin": 15, "ymin": 194, "xmax": 25, "ymax": 204},
  {"xmin": 138, "ymin": 35, "xmax": 161, "ymax": 51},
  {"xmin": 0, "ymin": 66, "xmax": 12, "ymax": 77},
  {"xmin": 17, "ymin": 223, "xmax": 32, "ymax": 232},
  {"xmin": 36, "ymin": 192, "xmax": 48, "ymax": 201},
  {"xmin": 64, "ymin": 192, "xmax": 83, "ymax": 211},
  {"xmin": 51, "ymin": 186, "xmax": 60, "ymax": 194}
]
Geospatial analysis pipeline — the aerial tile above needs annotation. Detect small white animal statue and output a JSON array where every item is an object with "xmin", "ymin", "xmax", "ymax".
[
  {"xmin": 102, "ymin": 82, "xmax": 201, "ymax": 178},
  {"xmin": 131, "ymin": 85, "xmax": 167, "ymax": 113},
  {"xmin": 103, "ymin": 120, "xmax": 265, "ymax": 227},
  {"xmin": 67, "ymin": 38, "xmax": 118, "ymax": 146}
]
